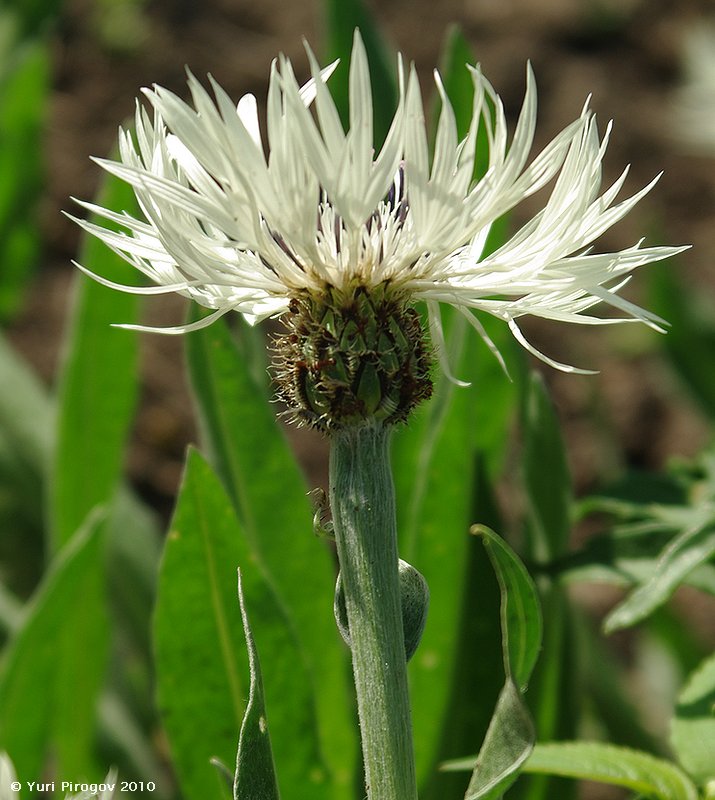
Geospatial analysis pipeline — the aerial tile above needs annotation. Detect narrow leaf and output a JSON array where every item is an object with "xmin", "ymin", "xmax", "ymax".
[
  {"xmin": 0, "ymin": 510, "xmax": 109, "ymax": 782},
  {"xmin": 233, "ymin": 571, "xmax": 280, "ymax": 800},
  {"xmin": 671, "ymin": 650, "xmax": 715, "ymax": 783},
  {"xmin": 522, "ymin": 373, "xmax": 572, "ymax": 560},
  {"xmin": 604, "ymin": 517, "xmax": 715, "ymax": 633},
  {"xmin": 154, "ymin": 448, "xmax": 332, "ymax": 800},
  {"xmin": 522, "ymin": 742, "xmax": 698, "ymax": 800},
  {"xmin": 323, "ymin": 0, "xmax": 397, "ymax": 146},
  {"xmin": 50, "ymin": 173, "xmax": 142, "ymax": 550}
]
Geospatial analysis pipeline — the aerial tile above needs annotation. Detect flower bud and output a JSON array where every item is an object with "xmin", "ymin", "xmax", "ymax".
[
  {"xmin": 273, "ymin": 281, "xmax": 432, "ymax": 431},
  {"xmin": 334, "ymin": 558, "xmax": 430, "ymax": 661}
]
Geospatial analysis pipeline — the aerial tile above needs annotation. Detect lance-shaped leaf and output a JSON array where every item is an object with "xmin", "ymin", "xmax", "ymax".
[
  {"xmin": 671, "ymin": 650, "xmax": 715, "ymax": 784},
  {"xmin": 233, "ymin": 571, "xmax": 280, "ymax": 800},
  {"xmin": 154, "ymin": 448, "xmax": 332, "ymax": 800},
  {"xmin": 0, "ymin": 510, "xmax": 108, "ymax": 782},
  {"xmin": 50, "ymin": 173, "xmax": 142, "ymax": 550},
  {"xmin": 460, "ymin": 526, "xmax": 542, "ymax": 800},
  {"xmin": 521, "ymin": 742, "xmax": 698, "ymax": 800},
  {"xmin": 604, "ymin": 514, "xmax": 715, "ymax": 633}
]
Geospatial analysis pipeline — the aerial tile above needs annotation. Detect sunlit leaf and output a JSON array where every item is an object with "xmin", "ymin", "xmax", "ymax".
[
  {"xmin": 50, "ymin": 174, "xmax": 142, "ymax": 551},
  {"xmin": 522, "ymin": 742, "xmax": 698, "ymax": 800},
  {"xmin": 671, "ymin": 650, "xmax": 715, "ymax": 783},
  {"xmin": 154, "ymin": 448, "xmax": 332, "ymax": 800}
]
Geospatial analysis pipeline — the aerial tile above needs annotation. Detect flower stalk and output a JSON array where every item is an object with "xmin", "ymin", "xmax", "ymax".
[{"xmin": 329, "ymin": 421, "xmax": 418, "ymax": 800}]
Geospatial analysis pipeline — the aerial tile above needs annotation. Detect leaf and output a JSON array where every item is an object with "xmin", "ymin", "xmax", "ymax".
[
  {"xmin": 154, "ymin": 448, "xmax": 332, "ymax": 800},
  {"xmin": 49, "ymin": 173, "xmax": 142, "ymax": 550},
  {"xmin": 0, "ymin": 332, "xmax": 52, "ymax": 593},
  {"xmin": 0, "ymin": 36, "xmax": 48, "ymax": 320},
  {"xmin": 0, "ymin": 509, "xmax": 109, "ymax": 782},
  {"xmin": 233, "ymin": 571, "xmax": 280, "ymax": 800},
  {"xmin": 417, "ymin": 461, "xmax": 505, "ymax": 800},
  {"xmin": 521, "ymin": 742, "xmax": 699, "ymax": 800},
  {"xmin": 462, "ymin": 680, "xmax": 535, "ymax": 800},
  {"xmin": 522, "ymin": 373, "xmax": 572, "ymax": 561},
  {"xmin": 459, "ymin": 526, "xmax": 541, "ymax": 799},
  {"xmin": 649, "ymin": 260, "xmax": 715, "ymax": 416},
  {"xmin": 604, "ymin": 516, "xmax": 715, "ymax": 633},
  {"xmin": 474, "ymin": 526, "xmax": 542, "ymax": 690},
  {"xmin": 671, "ymin": 650, "xmax": 715, "ymax": 783},
  {"xmin": 185, "ymin": 314, "xmax": 355, "ymax": 792},
  {"xmin": 515, "ymin": 373, "xmax": 579, "ymax": 800},
  {"xmin": 323, "ymin": 0, "xmax": 397, "ymax": 147}
]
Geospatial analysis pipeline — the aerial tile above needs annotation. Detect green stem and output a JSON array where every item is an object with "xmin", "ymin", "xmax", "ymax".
[{"xmin": 329, "ymin": 422, "xmax": 418, "ymax": 800}]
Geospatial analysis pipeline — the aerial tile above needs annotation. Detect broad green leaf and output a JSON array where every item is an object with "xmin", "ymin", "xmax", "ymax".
[
  {"xmin": 233, "ymin": 571, "xmax": 280, "ymax": 800},
  {"xmin": 521, "ymin": 742, "xmax": 699, "ymax": 800},
  {"xmin": 323, "ymin": 0, "xmax": 397, "ymax": 147},
  {"xmin": 522, "ymin": 372, "xmax": 572, "ymax": 560},
  {"xmin": 50, "ymin": 174, "xmax": 142, "ymax": 550},
  {"xmin": 474, "ymin": 526, "xmax": 542, "ymax": 690},
  {"xmin": 604, "ymin": 516, "xmax": 715, "ymax": 633},
  {"xmin": 671, "ymin": 650, "xmax": 715, "ymax": 783},
  {"xmin": 0, "ymin": 510, "xmax": 109, "ymax": 783},
  {"xmin": 185, "ymin": 315, "xmax": 354, "ymax": 791},
  {"xmin": 154, "ymin": 448, "xmax": 332, "ymax": 800},
  {"xmin": 460, "ymin": 527, "xmax": 540, "ymax": 799}
]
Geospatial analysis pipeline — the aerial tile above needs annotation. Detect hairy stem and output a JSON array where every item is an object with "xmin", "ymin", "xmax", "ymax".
[{"xmin": 329, "ymin": 422, "xmax": 418, "ymax": 800}]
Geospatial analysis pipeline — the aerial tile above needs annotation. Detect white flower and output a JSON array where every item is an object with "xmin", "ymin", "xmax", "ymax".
[{"xmin": 71, "ymin": 31, "xmax": 685, "ymax": 376}]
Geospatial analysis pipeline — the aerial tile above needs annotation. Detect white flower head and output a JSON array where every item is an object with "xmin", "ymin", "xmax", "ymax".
[{"xmin": 71, "ymin": 30, "xmax": 685, "ymax": 387}]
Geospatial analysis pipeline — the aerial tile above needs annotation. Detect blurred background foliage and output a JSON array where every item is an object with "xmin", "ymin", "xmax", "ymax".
[{"xmin": 0, "ymin": 0, "xmax": 714, "ymax": 798}]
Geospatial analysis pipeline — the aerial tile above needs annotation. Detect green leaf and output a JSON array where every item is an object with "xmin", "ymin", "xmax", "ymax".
[
  {"xmin": 462, "ymin": 680, "xmax": 535, "ymax": 800},
  {"xmin": 417, "ymin": 461, "xmax": 504, "ymax": 800},
  {"xmin": 521, "ymin": 742, "xmax": 699, "ymax": 800},
  {"xmin": 458, "ymin": 527, "xmax": 540, "ymax": 799},
  {"xmin": 185, "ymin": 315, "xmax": 355, "ymax": 792},
  {"xmin": 154, "ymin": 448, "xmax": 332, "ymax": 800},
  {"xmin": 0, "ymin": 36, "xmax": 48, "ymax": 320},
  {"xmin": 50, "ymin": 173, "xmax": 142, "ymax": 550},
  {"xmin": 323, "ymin": 0, "xmax": 397, "ymax": 147},
  {"xmin": 604, "ymin": 516, "xmax": 715, "ymax": 633},
  {"xmin": 649, "ymin": 260, "xmax": 715, "ymax": 416},
  {"xmin": 0, "ymin": 509, "xmax": 109, "ymax": 782},
  {"xmin": 671, "ymin": 650, "xmax": 715, "ymax": 783},
  {"xmin": 522, "ymin": 372, "xmax": 572, "ymax": 560},
  {"xmin": 0, "ymin": 332, "xmax": 52, "ymax": 595},
  {"xmin": 233, "ymin": 571, "xmax": 280, "ymax": 800},
  {"xmin": 474, "ymin": 526, "xmax": 542, "ymax": 690}
]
